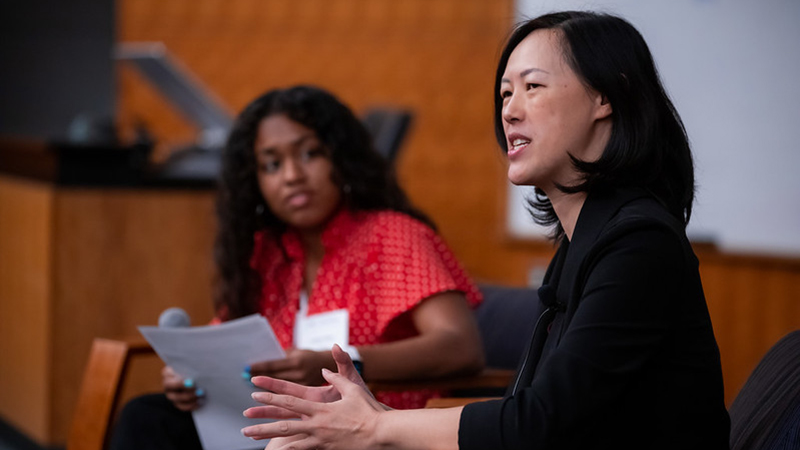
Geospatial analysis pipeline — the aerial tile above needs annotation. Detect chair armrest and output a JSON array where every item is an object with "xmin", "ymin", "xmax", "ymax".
[
  {"xmin": 67, "ymin": 337, "xmax": 155, "ymax": 450},
  {"xmin": 366, "ymin": 368, "xmax": 514, "ymax": 393},
  {"xmin": 425, "ymin": 397, "xmax": 499, "ymax": 408}
]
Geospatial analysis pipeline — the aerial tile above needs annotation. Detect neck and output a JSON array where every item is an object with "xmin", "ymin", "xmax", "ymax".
[
  {"xmin": 548, "ymin": 189, "xmax": 588, "ymax": 241},
  {"xmin": 298, "ymin": 229, "xmax": 325, "ymax": 263},
  {"xmin": 298, "ymin": 228, "xmax": 325, "ymax": 293}
]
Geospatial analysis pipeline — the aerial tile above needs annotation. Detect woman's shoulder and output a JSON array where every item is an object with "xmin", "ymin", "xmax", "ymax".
[
  {"xmin": 354, "ymin": 209, "xmax": 437, "ymax": 238},
  {"xmin": 593, "ymin": 195, "xmax": 694, "ymax": 268},
  {"xmin": 607, "ymin": 196, "xmax": 686, "ymax": 241},
  {"xmin": 335, "ymin": 210, "xmax": 446, "ymax": 260},
  {"xmin": 573, "ymin": 189, "xmax": 692, "ymax": 266}
]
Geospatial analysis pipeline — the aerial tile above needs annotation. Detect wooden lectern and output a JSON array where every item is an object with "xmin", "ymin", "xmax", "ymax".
[{"xmin": 0, "ymin": 138, "xmax": 218, "ymax": 446}]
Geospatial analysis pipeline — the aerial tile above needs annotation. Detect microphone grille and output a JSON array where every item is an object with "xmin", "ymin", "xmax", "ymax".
[{"xmin": 158, "ymin": 307, "xmax": 191, "ymax": 328}]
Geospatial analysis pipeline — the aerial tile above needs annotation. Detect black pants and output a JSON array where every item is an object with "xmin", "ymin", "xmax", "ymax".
[{"xmin": 109, "ymin": 394, "xmax": 203, "ymax": 450}]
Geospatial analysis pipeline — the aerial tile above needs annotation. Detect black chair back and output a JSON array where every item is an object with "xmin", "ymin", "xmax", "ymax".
[
  {"xmin": 729, "ymin": 330, "xmax": 800, "ymax": 450},
  {"xmin": 475, "ymin": 284, "xmax": 543, "ymax": 370},
  {"xmin": 361, "ymin": 108, "xmax": 413, "ymax": 162}
]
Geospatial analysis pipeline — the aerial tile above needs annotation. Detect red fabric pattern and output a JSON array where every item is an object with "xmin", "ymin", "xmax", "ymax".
[{"xmin": 251, "ymin": 208, "xmax": 482, "ymax": 409}]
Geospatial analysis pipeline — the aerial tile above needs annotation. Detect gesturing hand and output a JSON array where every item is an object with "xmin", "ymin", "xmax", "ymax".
[
  {"xmin": 251, "ymin": 344, "xmax": 372, "ymax": 408},
  {"xmin": 242, "ymin": 366, "xmax": 384, "ymax": 450}
]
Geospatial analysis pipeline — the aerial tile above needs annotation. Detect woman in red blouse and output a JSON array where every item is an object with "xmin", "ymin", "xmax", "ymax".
[{"xmin": 210, "ymin": 85, "xmax": 484, "ymax": 410}]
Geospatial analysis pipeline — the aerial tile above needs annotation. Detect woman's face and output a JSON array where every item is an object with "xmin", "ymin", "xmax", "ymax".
[
  {"xmin": 500, "ymin": 29, "xmax": 612, "ymax": 191},
  {"xmin": 254, "ymin": 114, "xmax": 342, "ymax": 233}
]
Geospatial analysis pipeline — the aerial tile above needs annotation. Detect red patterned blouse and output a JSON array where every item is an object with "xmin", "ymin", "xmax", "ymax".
[{"xmin": 251, "ymin": 208, "xmax": 482, "ymax": 409}]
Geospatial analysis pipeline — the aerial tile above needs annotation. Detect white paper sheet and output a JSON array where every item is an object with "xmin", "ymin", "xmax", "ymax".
[{"xmin": 139, "ymin": 314, "xmax": 285, "ymax": 450}]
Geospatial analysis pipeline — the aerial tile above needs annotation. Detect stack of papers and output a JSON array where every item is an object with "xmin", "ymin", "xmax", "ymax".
[{"xmin": 139, "ymin": 314, "xmax": 285, "ymax": 450}]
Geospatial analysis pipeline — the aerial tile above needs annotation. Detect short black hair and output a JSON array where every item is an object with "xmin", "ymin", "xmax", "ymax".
[
  {"xmin": 215, "ymin": 85, "xmax": 430, "ymax": 318},
  {"xmin": 495, "ymin": 11, "xmax": 694, "ymax": 240}
]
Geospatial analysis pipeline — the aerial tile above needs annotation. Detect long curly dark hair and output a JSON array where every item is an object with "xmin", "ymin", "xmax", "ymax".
[
  {"xmin": 494, "ymin": 11, "xmax": 695, "ymax": 241},
  {"xmin": 214, "ymin": 85, "xmax": 430, "ymax": 319}
]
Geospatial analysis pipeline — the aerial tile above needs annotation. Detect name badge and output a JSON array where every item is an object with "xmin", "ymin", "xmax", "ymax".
[{"xmin": 294, "ymin": 308, "xmax": 350, "ymax": 351}]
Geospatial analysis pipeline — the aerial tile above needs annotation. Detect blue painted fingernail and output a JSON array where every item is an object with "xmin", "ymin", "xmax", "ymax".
[
  {"xmin": 195, "ymin": 388, "xmax": 205, "ymax": 397},
  {"xmin": 241, "ymin": 366, "xmax": 251, "ymax": 380},
  {"xmin": 183, "ymin": 378, "xmax": 194, "ymax": 388}
]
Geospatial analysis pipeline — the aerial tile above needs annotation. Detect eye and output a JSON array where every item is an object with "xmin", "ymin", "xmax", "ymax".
[
  {"xmin": 526, "ymin": 83, "xmax": 541, "ymax": 90},
  {"xmin": 259, "ymin": 159, "xmax": 280, "ymax": 174},
  {"xmin": 300, "ymin": 145, "xmax": 327, "ymax": 161},
  {"xmin": 500, "ymin": 89, "xmax": 512, "ymax": 99}
]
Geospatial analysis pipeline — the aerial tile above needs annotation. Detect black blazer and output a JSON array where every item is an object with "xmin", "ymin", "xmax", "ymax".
[{"xmin": 460, "ymin": 188, "xmax": 730, "ymax": 450}]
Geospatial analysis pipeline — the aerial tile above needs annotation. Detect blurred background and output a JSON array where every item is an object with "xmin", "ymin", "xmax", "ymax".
[{"xmin": 0, "ymin": 0, "xmax": 798, "ymax": 449}]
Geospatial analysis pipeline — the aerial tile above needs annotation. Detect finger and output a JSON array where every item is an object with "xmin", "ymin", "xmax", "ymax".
[
  {"xmin": 250, "ymin": 391, "xmax": 317, "ymax": 417},
  {"xmin": 166, "ymin": 390, "xmax": 198, "ymax": 410},
  {"xmin": 167, "ymin": 397, "xmax": 198, "ymax": 412},
  {"xmin": 163, "ymin": 382, "xmax": 184, "ymax": 392},
  {"xmin": 161, "ymin": 367, "xmax": 187, "ymax": 386},
  {"xmin": 164, "ymin": 375, "xmax": 195, "ymax": 391},
  {"xmin": 241, "ymin": 420, "xmax": 314, "ymax": 441},
  {"xmin": 264, "ymin": 435, "xmax": 309, "ymax": 450},
  {"xmin": 162, "ymin": 365, "xmax": 176, "ymax": 377},
  {"xmin": 163, "ymin": 373, "xmax": 184, "ymax": 387},
  {"xmin": 173, "ymin": 399, "xmax": 198, "ymax": 412},
  {"xmin": 164, "ymin": 383, "xmax": 195, "ymax": 394},
  {"xmin": 272, "ymin": 436, "xmax": 317, "ymax": 450},
  {"xmin": 165, "ymin": 378, "xmax": 200, "ymax": 395},
  {"xmin": 166, "ymin": 390, "xmax": 198, "ymax": 403},
  {"xmin": 243, "ymin": 405, "xmax": 302, "ymax": 420},
  {"xmin": 251, "ymin": 376, "xmax": 312, "ymax": 398}
]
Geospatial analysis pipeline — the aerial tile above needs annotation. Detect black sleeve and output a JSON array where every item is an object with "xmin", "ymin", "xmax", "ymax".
[{"xmin": 459, "ymin": 224, "xmax": 686, "ymax": 449}]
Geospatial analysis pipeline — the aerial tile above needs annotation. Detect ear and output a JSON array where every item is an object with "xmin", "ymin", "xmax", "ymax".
[{"xmin": 593, "ymin": 92, "xmax": 613, "ymax": 120}]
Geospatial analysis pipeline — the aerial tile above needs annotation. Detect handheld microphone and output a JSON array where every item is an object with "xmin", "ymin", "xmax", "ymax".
[{"xmin": 158, "ymin": 307, "xmax": 191, "ymax": 328}]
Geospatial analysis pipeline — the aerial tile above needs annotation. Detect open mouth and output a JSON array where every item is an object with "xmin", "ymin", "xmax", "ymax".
[{"xmin": 509, "ymin": 137, "xmax": 531, "ymax": 152}]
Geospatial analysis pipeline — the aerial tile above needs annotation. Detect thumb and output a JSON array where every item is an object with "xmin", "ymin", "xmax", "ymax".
[
  {"xmin": 332, "ymin": 344, "xmax": 353, "ymax": 368},
  {"xmin": 331, "ymin": 344, "xmax": 363, "ymax": 383},
  {"xmin": 330, "ymin": 346, "xmax": 374, "ymax": 400}
]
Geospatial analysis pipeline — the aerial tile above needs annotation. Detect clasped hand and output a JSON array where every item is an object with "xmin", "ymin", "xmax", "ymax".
[{"xmin": 241, "ymin": 344, "xmax": 385, "ymax": 450}]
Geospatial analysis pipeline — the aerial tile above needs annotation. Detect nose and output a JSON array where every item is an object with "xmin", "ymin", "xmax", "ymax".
[
  {"xmin": 282, "ymin": 157, "xmax": 306, "ymax": 184},
  {"xmin": 502, "ymin": 92, "xmax": 523, "ymax": 124}
]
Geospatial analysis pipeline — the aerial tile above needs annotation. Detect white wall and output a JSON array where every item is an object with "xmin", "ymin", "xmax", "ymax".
[{"xmin": 508, "ymin": 0, "xmax": 800, "ymax": 256}]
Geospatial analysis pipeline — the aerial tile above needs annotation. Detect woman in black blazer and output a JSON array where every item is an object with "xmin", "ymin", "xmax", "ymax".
[{"xmin": 240, "ymin": 11, "xmax": 731, "ymax": 450}]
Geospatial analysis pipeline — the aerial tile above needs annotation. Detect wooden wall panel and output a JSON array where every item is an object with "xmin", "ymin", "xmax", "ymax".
[
  {"xmin": 116, "ymin": 0, "xmax": 518, "ymax": 283},
  {"xmin": 699, "ymin": 253, "xmax": 800, "ymax": 405},
  {"xmin": 0, "ymin": 176, "xmax": 53, "ymax": 442},
  {"xmin": 0, "ymin": 175, "xmax": 219, "ymax": 445}
]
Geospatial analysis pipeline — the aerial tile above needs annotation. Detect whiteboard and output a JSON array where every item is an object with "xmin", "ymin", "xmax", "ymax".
[{"xmin": 508, "ymin": 0, "xmax": 800, "ymax": 256}]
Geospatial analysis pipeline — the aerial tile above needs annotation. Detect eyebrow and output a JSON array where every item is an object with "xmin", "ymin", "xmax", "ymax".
[{"xmin": 501, "ymin": 67, "xmax": 550, "ymax": 84}]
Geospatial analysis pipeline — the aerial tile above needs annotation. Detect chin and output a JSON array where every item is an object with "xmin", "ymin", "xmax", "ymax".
[{"xmin": 507, "ymin": 170, "xmax": 535, "ymax": 187}]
